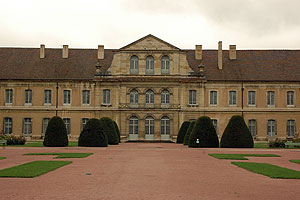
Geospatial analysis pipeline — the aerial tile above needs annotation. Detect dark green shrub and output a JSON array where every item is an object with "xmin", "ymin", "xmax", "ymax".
[
  {"xmin": 220, "ymin": 115, "xmax": 254, "ymax": 148},
  {"xmin": 269, "ymin": 138, "xmax": 286, "ymax": 148},
  {"xmin": 99, "ymin": 117, "xmax": 119, "ymax": 145},
  {"xmin": 5, "ymin": 135, "xmax": 26, "ymax": 145},
  {"xmin": 188, "ymin": 116, "xmax": 219, "ymax": 148},
  {"xmin": 78, "ymin": 118, "xmax": 108, "ymax": 147},
  {"xmin": 43, "ymin": 116, "xmax": 68, "ymax": 147},
  {"xmin": 183, "ymin": 121, "xmax": 196, "ymax": 145},
  {"xmin": 176, "ymin": 121, "xmax": 190, "ymax": 144},
  {"xmin": 113, "ymin": 121, "xmax": 121, "ymax": 142}
]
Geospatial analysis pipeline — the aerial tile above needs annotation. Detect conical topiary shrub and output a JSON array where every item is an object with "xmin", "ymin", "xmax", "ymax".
[
  {"xmin": 176, "ymin": 121, "xmax": 190, "ymax": 144},
  {"xmin": 99, "ymin": 117, "xmax": 119, "ymax": 145},
  {"xmin": 183, "ymin": 121, "xmax": 196, "ymax": 145},
  {"xmin": 220, "ymin": 115, "xmax": 254, "ymax": 148},
  {"xmin": 43, "ymin": 116, "xmax": 68, "ymax": 147},
  {"xmin": 113, "ymin": 121, "xmax": 121, "ymax": 142},
  {"xmin": 188, "ymin": 116, "xmax": 219, "ymax": 148},
  {"xmin": 78, "ymin": 118, "xmax": 108, "ymax": 147}
]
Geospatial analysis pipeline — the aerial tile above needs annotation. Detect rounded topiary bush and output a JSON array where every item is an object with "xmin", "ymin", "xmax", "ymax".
[
  {"xmin": 99, "ymin": 117, "xmax": 119, "ymax": 145},
  {"xmin": 220, "ymin": 115, "xmax": 254, "ymax": 148},
  {"xmin": 176, "ymin": 121, "xmax": 190, "ymax": 144},
  {"xmin": 188, "ymin": 116, "xmax": 219, "ymax": 148},
  {"xmin": 43, "ymin": 116, "xmax": 68, "ymax": 147},
  {"xmin": 183, "ymin": 121, "xmax": 196, "ymax": 145},
  {"xmin": 113, "ymin": 121, "xmax": 121, "ymax": 142},
  {"xmin": 78, "ymin": 118, "xmax": 108, "ymax": 147}
]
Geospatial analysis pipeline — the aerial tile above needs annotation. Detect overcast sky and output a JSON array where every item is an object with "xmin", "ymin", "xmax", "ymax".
[{"xmin": 0, "ymin": 0, "xmax": 299, "ymax": 49}]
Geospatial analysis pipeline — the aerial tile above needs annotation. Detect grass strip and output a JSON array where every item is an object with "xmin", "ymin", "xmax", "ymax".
[
  {"xmin": 24, "ymin": 152, "xmax": 93, "ymax": 158},
  {"xmin": 232, "ymin": 162, "xmax": 300, "ymax": 179},
  {"xmin": 254, "ymin": 143, "xmax": 269, "ymax": 148},
  {"xmin": 0, "ymin": 161, "xmax": 71, "ymax": 178},
  {"xmin": 209, "ymin": 153, "xmax": 280, "ymax": 160},
  {"xmin": 290, "ymin": 160, "xmax": 300, "ymax": 164},
  {"xmin": 8, "ymin": 141, "xmax": 78, "ymax": 147},
  {"xmin": 0, "ymin": 157, "xmax": 6, "ymax": 160}
]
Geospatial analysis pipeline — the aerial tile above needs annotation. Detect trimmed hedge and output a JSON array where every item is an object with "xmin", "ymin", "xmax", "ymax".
[
  {"xmin": 220, "ymin": 115, "xmax": 254, "ymax": 148},
  {"xmin": 183, "ymin": 121, "xmax": 196, "ymax": 145},
  {"xmin": 5, "ymin": 136, "xmax": 26, "ymax": 145},
  {"xmin": 99, "ymin": 117, "xmax": 119, "ymax": 145},
  {"xmin": 189, "ymin": 116, "xmax": 219, "ymax": 148},
  {"xmin": 78, "ymin": 118, "xmax": 108, "ymax": 147},
  {"xmin": 43, "ymin": 116, "xmax": 68, "ymax": 147},
  {"xmin": 176, "ymin": 121, "xmax": 190, "ymax": 144},
  {"xmin": 113, "ymin": 121, "xmax": 121, "ymax": 142}
]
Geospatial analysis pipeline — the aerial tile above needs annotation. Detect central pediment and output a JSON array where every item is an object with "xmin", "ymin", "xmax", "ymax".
[{"xmin": 120, "ymin": 34, "xmax": 180, "ymax": 51}]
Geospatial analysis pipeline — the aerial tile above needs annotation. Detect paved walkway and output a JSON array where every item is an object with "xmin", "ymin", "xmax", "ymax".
[{"xmin": 0, "ymin": 143, "xmax": 300, "ymax": 199}]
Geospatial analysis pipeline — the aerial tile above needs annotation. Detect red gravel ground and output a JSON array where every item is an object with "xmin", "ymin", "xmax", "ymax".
[{"xmin": 0, "ymin": 143, "xmax": 300, "ymax": 200}]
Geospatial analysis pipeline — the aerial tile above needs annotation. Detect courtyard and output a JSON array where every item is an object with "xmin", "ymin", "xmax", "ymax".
[{"xmin": 0, "ymin": 143, "xmax": 300, "ymax": 200}]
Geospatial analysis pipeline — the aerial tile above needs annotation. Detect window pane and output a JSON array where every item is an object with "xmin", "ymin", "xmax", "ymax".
[
  {"xmin": 129, "ymin": 117, "xmax": 138, "ymax": 135},
  {"xmin": 161, "ymin": 117, "xmax": 170, "ymax": 135},
  {"xmin": 189, "ymin": 90, "xmax": 196, "ymax": 105},
  {"xmin": 248, "ymin": 119, "xmax": 256, "ymax": 137},
  {"xmin": 248, "ymin": 91, "xmax": 256, "ymax": 105},
  {"xmin": 287, "ymin": 91, "xmax": 294, "ymax": 106},
  {"xmin": 42, "ymin": 118, "xmax": 50, "ymax": 135},
  {"xmin": 287, "ymin": 120, "xmax": 295, "ymax": 137},
  {"xmin": 4, "ymin": 118, "xmax": 12, "ymax": 134},
  {"xmin": 229, "ymin": 91, "xmax": 236, "ymax": 105},
  {"xmin": 5, "ymin": 89, "xmax": 13, "ymax": 104},
  {"xmin": 210, "ymin": 91, "xmax": 217, "ymax": 105},
  {"xmin": 24, "ymin": 118, "xmax": 32, "ymax": 135},
  {"xmin": 44, "ymin": 90, "xmax": 51, "ymax": 104},
  {"xmin": 83, "ymin": 90, "xmax": 90, "ymax": 104},
  {"xmin": 103, "ymin": 90, "xmax": 110, "ymax": 104},
  {"xmin": 267, "ymin": 91, "xmax": 275, "ymax": 106},
  {"xmin": 25, "ymin": 90, "xmax": 32, "ymax": 104},
  {"xmin": 146, "ymin": 56, "xmax": 154, "ymax": 74},
  {"xmin": 63, "ymin": 118, "xmax": 71, "ymax": 135}
]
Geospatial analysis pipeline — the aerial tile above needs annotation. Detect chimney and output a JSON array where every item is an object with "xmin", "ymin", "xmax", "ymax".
[
  {"xmin": 98, "ymin": 45, "xmax": 104, "ymax": 59},
  {"xmin": 218, "ymin": 41, "xmax": 222, "ymax": 70},
  {"xmin": 40, "ymin": 44, "xmax": 45, "ymax": 59},
  {"xmin": 62, "ymin": 45, "xmax": 68, "ymax": 59},
  {"xmin": 195, "ymin": 45, "xmax": 202, "ymax": 60},
  {"xmin": 229, "ymin": 45, "xmax": 236, "ymax": 60}
]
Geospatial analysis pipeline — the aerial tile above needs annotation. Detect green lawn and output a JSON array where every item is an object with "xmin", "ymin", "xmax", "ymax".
[
  {"xmin": 254, "ymin": 143, "xmax": 269, "ymax": 148},
  {"xmin": 8, "ymin": 141, "xmax": 78, "ymax": 147},
  {"xmin": 290, "ymin": 160, "xmax": 300, "ymax": 164},
  {"xmin": 24, "ymin": 153, "xmax": 93, "ymax": 158},
  {"xmin": 209, "ymin": 153, "xmax": 280, "ymax": 160},
  {"xmin": 0, "ymin": 161, "xmax": 72, "ymax": 178},
  {"xmin": 232, "ymin": 162, "xmax": 300, "ymax": 179},
  {"xmin": 0, "ymin": 157, "xmax": 6, "ymax": 160}
]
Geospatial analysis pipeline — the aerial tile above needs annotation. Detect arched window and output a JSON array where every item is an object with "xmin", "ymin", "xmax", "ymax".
[
  {"xmin": 130, "ymin": 56, "xmax": 139, "ymax": 74},
  {"xmin": 130, "ymin": 90, "xmax": 139, "ymax": 104},
  {"xmin": 129, "ymin": 117, "xmax": 138, "ymax": 135},
  {"xmin": 161, "ymin": 90, "xmax": 170, "ymax": 104},
  {"xmin": 161, "ymin": 55, "xmax": 170, "ymax": 74},
  {"xmin": 145, "ymin": 90, "xmax": 154, "ymax": 104},
  {"xmin": 146, "ymin": 56, "xmax": 154, "ymax": 75},
  {"xmin": 161, "ymin": 116, "xmax": 170, "ymax": 135},
  {"xmin": 145, "ymin": 116, "xmax": 154, "ymax": 135}
]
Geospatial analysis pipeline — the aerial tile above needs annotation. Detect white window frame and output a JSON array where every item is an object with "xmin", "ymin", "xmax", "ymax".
[
  {"xmin": 228, "ymin": 90, "xmax": 237, "ymax": 106},
  {"xmin": 145, "ymin": 90, "xmax": 154, "ymax": 104},
  {"xmin": 63, "ymin": 118, "xmax": 71, "ymax": 135},
  {"xmin": 267, "ymin": 91, "xmax": 275, "ymax": 107},
  {"xmin": 209, "ymin": 90, "xmax": 218, "ymax": 106},
  {"xmin": 44, "ymin": 90, "xmax": 52, "ymax": 105},
  {"xmin": 161, "ymin": 116, "xmax": 170, "ymax": 135},
  {"xmin": 146, "ymin": 56, "xmax": 154, "ymax": 75},
  {"xmin": 130, "ymin": 56, "xmax": 139, "ymax": 75},
  {"xmin": 248, "ymin": 119, "xmax": 257, "ymax": 137},
  {"xmin": 129, "ymin": 117, "xmax": 138, "ymax": 135},
  {"xmin": 267, "ymin": 120, "xmax": 276, "ymax": 137},
  {"xmin": 25, "ymin": 89, "xmax": 32, "ymax": 105},
  {"xmin": 63, "ymin": 90, "xmax": 71, "ymax": 105},
  {"xmin": 189, "ymin": 90, "xmax": 197, "ymax": 105},
  {"xmin": 82, "ymin": 90, "xmax": 90, "ymax": 105},
  {"xmin": 287, "ymin": 91, "xmax": 295, "ymax": 107},
  {"xmin": 23, "ymin": 118, "xmax": 32, "ymax": 135},
  {"xmin": 5, "ymin": 89, "xmax": 13, "ymax": 105},
  {"xmin": 42, "ymin": 118, "xmax": 50, "ymax": 136},
  {"xmin": 161, "ymin": 55, "xmax": 170, "ymax": 74},
  {"xmin": 161, "ymin": 90, "xmax": 170, "ymax": 104},
  {"xmin": 145, "ymin": 117, "xmax": 154, "ymax": 135},
  {"xmin": 130, "ymin": 90, "xmax": 139, "ymax": 104},
  {"xmin": 4, "ymin": 117, "xmax": 12, "ymax": 135},
  {"xmin": 248, "ymin": 91, "xmax": 256, "ymax": 106},
  {"xmin": 103, "ymin": 89, "xmax": 111, "ymax": 105},
  {"xmin": 287, "ymin": 120, "xmax": 295, "ymax": 137}
]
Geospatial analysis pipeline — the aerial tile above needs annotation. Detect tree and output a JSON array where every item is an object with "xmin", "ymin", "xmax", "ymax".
[
  {"xmin": 220, "ymin": 115, "xmax": 254, "ymax": 148},
  {"xmin": 78, "ymin": 118, "xmax": 108, "ymax": 147},
  {"xmin": 183, "ymin": 121, "xmax": 196, "ymax": 145},
  {"xmin": 99, "ymin": 117, "xmax": 119, "ymax": 145},
  {"xmin": 113, "ymin": 121, "xmax": 121, "ymax": 142},
  {"xmin": 43, "ymin": 116, "xmax": 68, "ymax": 147},
  {"xmin": 188, "ymin": 116, "xmax": 219, "ymax": 148},
  {"xmin": 176, "ymin": 121, "xmax": 190, "ymax": 144}
]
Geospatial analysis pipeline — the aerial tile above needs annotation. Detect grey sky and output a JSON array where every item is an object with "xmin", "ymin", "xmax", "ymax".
[{"xmin": 0, "ymin": 0, "xmax": 299, "ymax": 49}]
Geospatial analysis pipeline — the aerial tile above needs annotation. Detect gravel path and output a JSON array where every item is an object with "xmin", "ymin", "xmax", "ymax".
[{"xmin": 0, "ymin": 143, "xmax": 300, "ymax": 200}]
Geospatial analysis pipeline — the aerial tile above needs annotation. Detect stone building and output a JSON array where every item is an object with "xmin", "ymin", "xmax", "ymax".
[{"xmin": 0, "ymin": 34, "xmax": 299, "ymax": 141}]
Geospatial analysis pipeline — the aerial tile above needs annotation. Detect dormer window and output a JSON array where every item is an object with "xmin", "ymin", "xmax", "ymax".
[
  {"xmin": 146, "ymin": 56, "xmax": 154, "ymax": 75},
  {"xmin": 130, "ymin": 56, "xmax": 139, "ymax": 74},
  {"xmin": 161, "ymin": 55, "xmax": 170, "ymax": 74}
]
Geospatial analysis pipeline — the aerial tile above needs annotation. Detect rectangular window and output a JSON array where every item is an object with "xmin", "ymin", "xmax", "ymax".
[
  {"xmin": 5, "ymin": 89, "xmax": 13, "ymax": 104},
  {"xmin": 210, "ymin": 91, "xmax": 218, "ymax": 105},
  {"xmin": 248, "ymin": 91, "xmax": 256, "ymax": 106},
  {"xmin": 189, "ymin": 90, "xmax": 197, "ymax": 105},
  {"xmin": 229, "ymin": 91, "xmax": 237, "ymax": 106},
  {"xmin": 287, "ymin": 120, "xmax": 295, "ymax": 137},
  {"xmin": 25, "ymin": 89, "xmax": 32, "ymax": 105},
  {"xmin": 267, "ymin": 91, "xmax": 275, "ymax": 106},
  {"xmin": 23, "ymin": 118, "xmax": 32, "ymax": 135},
  {"xmin": 287, "ymin": 91, "xmax": 294, "ymax": 106},
  {"xmin": 63, "ymin": 90, "xmax": 71, "ymax": 105},
  {"xmin": 4, "ymin": 117, "xmax": 12, "ymax": 134},
  {"xmin": 44, "ymin": 90, "xmax": 51, "ymax": 105},
  {"xmin": 81, "ymin": 118, "xmax": 89, "ymax": 131},
  {"xmin": 248, "ymin": 119, "xmax": 256, "ymax": 137},
  {"xmin": 82, "ymin": 90, "xmax": 90, "ymax": 105},
  {"xmin": 103, "ymin": 89, "xmax": 111, "ymax": 105},
  {"xmin": 42, "ymin": 118, "xmax": 50, "ymax": 136},
  {"xmin": 63, "ymin": 118, "xmax": 71, "ymax": 135},
  {"xmin": 212, "ymin": 119, "xmax": 218, "ymax": 135},
  {"xmin": 267, "ymin": 120, "xmax": 276, "ymax": 137}
]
